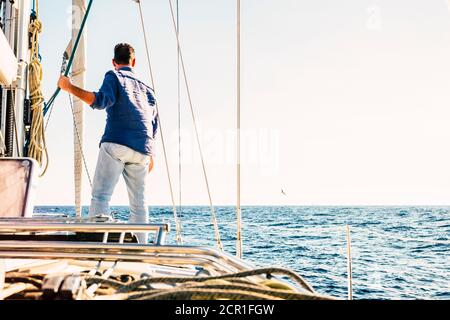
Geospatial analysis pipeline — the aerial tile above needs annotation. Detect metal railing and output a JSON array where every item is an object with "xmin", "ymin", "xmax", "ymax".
[
  {"xmin": 0, "ymin": 218, "xmax": 257, "ymax": 276},
  {"xmin": 0, "ymin": 242, "xmax": 254, "ymax": 275},
  {"xmin": 0, "ymin": 220, "xmax": 170, "ymax": 246}
]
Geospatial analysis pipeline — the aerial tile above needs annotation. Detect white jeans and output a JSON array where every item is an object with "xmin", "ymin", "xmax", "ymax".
[{"xmin": 89, "ymin": 142, "xmax": 151, "ymax": 244}]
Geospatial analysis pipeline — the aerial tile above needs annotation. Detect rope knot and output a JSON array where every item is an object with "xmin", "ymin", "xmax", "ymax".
[{"xmin": 29, "ymin": 18, "xmax": 43, "ymax": 34}]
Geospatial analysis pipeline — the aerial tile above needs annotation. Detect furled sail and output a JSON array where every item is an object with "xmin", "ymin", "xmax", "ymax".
[{"xmin": 70, "ymin": 0, "xmax": 87, "ymax": 218}]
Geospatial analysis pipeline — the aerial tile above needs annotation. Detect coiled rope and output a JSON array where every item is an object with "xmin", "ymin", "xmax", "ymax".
[
  {"xmin": 129, "ymin": 288, "xmax": 329, "ymax": 301},
  {"xmin": 79, "ymin": 267, "xmax": 326, "ymax": 300},
  {"xmin": 112, "ymin": 267, "xmax": 315, "ymax": 294},
  {"xmin": 2, "ymin": 265, "xmax": 330, "ymax": 301},
  {"xmin": 3, "ymin": 272, "xmax": 331, "ymax": 300},
  {"xmin": 28, "ymin": 7, "xmax": 49, "ymax": 176}
]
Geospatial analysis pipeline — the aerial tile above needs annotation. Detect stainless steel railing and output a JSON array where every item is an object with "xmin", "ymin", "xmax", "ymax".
[
  {"xmin": 0, "ymin": 221, "xmax": 170, "ymax": 246},
  {"xmin": 0, "ymin": 242, "xmax": 253, "ymax": 274},
  {"xmin": 0, "ymin": 219, "xmax": 255, "ymax": 275}
]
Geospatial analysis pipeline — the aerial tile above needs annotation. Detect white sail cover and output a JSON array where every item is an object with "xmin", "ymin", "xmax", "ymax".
[
  {"xmin": 0, "ymin": 30, "xmax": 17, "ymax": 86},
  {"xmin": 71, "ymin": 0, "xmax": 87, "ymax": 218}
]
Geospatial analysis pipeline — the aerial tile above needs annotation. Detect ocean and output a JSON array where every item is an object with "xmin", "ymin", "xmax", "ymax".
[{"xmin": 34, "ymin": 206, "xmax": 450, "ymax": 300}]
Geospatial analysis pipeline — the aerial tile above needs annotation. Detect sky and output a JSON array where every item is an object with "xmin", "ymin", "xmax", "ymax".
[{"xmin": 34, "ymin": 0, "xmax": 450, "ymax": 206}]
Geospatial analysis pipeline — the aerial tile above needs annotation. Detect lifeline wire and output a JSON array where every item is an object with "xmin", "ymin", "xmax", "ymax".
[{"xmin": 167, "ymin": 0, "xmax": 223, "ymax": 251}]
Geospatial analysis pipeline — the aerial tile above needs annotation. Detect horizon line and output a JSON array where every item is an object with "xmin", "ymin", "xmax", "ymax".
[{"xmin": 34, "ymin": 204, "xmax": 450, "ymax": 207}]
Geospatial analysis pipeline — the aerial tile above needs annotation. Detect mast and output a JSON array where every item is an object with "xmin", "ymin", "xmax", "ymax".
[{"xmin": 71, "ymin": 0, "xmax": 87, "ymax": 218}]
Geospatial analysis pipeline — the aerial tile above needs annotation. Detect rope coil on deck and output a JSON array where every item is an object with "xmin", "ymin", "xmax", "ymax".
[
  {"xmin": 2, "ymin": 267, "xmax": 329, "ymax": 301},
  {"xmin": 115, "ymin": 267, "xmax": 315, "ymax": 294}
]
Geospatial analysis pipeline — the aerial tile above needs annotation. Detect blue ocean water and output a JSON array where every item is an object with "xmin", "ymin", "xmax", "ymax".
[{"xmin": 34, "ymin": 206, "xmax": 450, "ymax": 300}]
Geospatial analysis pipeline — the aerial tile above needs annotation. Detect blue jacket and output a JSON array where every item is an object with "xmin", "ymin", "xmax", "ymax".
[{"xmin": 91, "ymin": 67, "xmax": 158, "ymax": 156}]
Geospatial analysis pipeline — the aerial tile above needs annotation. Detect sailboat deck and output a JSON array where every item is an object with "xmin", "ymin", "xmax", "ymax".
[{"xmin": 0, "ymin": 216, "xmax": 332, "ymax": 300}]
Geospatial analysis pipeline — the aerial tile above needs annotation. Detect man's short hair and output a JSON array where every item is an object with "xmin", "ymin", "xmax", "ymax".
[{"xmin": 114, "ymin": 43, "xmax": 135, "ymax": 65}]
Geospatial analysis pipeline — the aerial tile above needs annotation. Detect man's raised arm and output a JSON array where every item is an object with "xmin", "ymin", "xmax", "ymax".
[
  {"xmin": 58, "ymin": 75, "xmax": 96, "ymax": 106},
  {"xmin": 58, "ymin": 71, "xmax": 118, "ymax": 110}
]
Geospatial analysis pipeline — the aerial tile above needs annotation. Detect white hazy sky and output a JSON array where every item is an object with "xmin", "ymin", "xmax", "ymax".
[{"xmin": 35, "ymin": 0, "xmax": 450, "ymax": 206}]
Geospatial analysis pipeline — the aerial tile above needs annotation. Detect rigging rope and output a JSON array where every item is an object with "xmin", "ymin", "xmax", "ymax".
[
  {"xmin": 167, "ymin": 0, "xmax": 223, "ymax": 251},
  {"xmin": 236, "ymin": 0, "xmax": 243, "ymax": 259},
  {"xmin": 68, "ymin": 92, "xmax": 93, "ymax": 189},
  {"xmin": 34, "ymin": 0, "xmax": 93, "ymax": 176},
  {"xmin": 28, "ymin": 4, "xmax": 49, "ymax": 176},
  {"xmin": 43, "ymin": 0, "xmax": 94, "ymax": 118},
  {"xmin": 177, "ymin": 0, "xmax": 183, "ymax": 227},
  {"xmin": 135, "ymin": 0, "xmax": 183, "ymax": 245}
]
